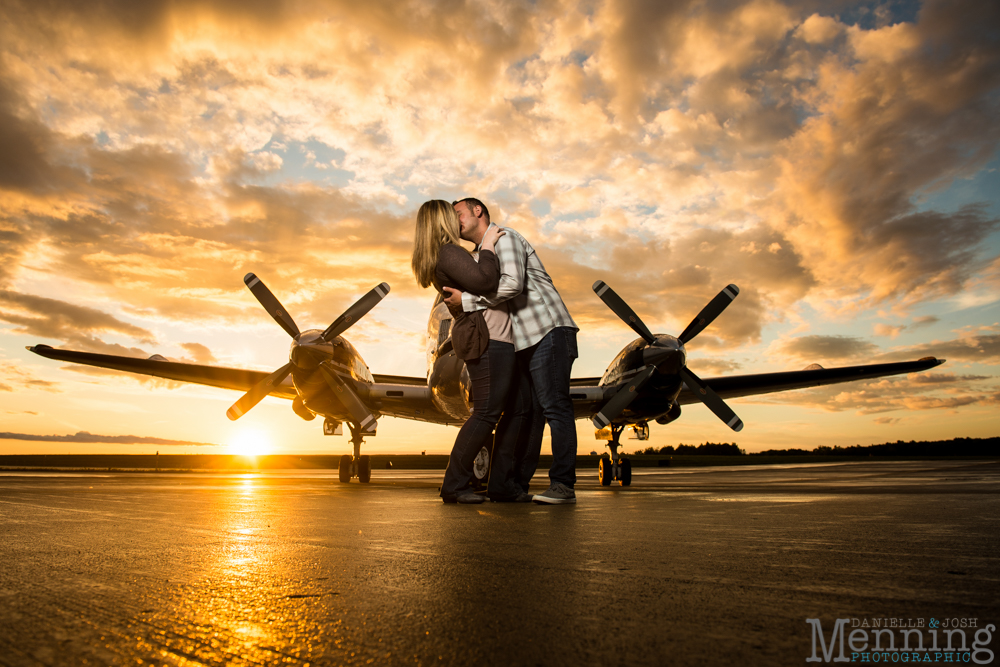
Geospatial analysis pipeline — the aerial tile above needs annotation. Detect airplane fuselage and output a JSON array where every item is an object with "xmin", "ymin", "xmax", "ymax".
[{"xmin": 422, "ymin": 295, "xmax": 683, "ymax": 428}]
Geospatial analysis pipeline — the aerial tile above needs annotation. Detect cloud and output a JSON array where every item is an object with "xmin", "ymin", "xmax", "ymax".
[
  {"xmin": 0, "ymin": 361, "xmax": 59, "ymax": 392},
  {"xmin": 772, "ymin": 0, "xmax": 1000, "ymax": 310},
  {"xmin": 878, "ymin": 333, "xmax": 1000, "ymax": 364},
  {"xmin": 693, "ymin": 358, "xmax": 743, "ymax": 376},
  {"xmin": 0, "ymin": 0, "xmax": 996, "ymax": 432},
  {"xmin": 179, "ymin": 342, "xmax": 217, "ymax": 365},
  {"xmin": 771, "ymin": 335, "xmax": 880, "ymax": 363},
  {"xmin": 770, "ymin": 328, "xmax": 1000, "ymax": 370},
  {"xmin": 874, "ymin": 323, "xmax": 905, "ymax": 339},
  {"xmin": 58, "ymin": 363, "xmax": 185, "ymax": 390},
  {"xmin": 0, "ymin": 290, "xmax": 154, "ymax": 353},
  {"xmin": 0, "ymin": 430, "xmax": 217, "ymax": 446},
  {"xmin": 748, "ymin": 370, "xmax": 996, "ymax": 415},
  {"xmin": 908, "ymin": 372, "xmax": 990, "ymax": 385},
  {"xmin": 0, "ymin": 76, "xmax": 59, "ymax": 194}
]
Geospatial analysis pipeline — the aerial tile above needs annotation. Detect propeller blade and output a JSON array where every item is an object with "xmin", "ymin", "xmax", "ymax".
[
  {"xmin": 593, "ymin": 280, "xmax": 655, "ymax": 344},
  {"xmin": 592, "ymin": 365, "xmax": 657, "ymax": 429},
  {"xmin": 678, "ymin": 284, "xmax": 739, "ymax": 344},
  {"xmin": 679, "ymin": 367, "xmax": 743, "ymax": 432},
  {"xmin": 318, "ymin": 362, "xmax": 378, "ymax": 433},
  {"xmin": 244, "ymin": 273, "xmax": 300, "ymax": 339},
  {"xmin": 321, "ymin": 282, "xmax": 391, "ymax": 342},
  {"xmin": 226, "ymin": 362, "xmax": 293, "ymax": 421}
]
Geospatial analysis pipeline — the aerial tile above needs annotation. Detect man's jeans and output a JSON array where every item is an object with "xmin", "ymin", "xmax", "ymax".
[
  {"xmin": 517, "ymin": 326, "xmax": 578, "ymax": 488},
  {"xmin": 440, "ymin": 340, "xmax": 515, "ymax": 499},
  {"xmin": 489, "ymin": 361, "xmax": 535, "ymax": 498}
]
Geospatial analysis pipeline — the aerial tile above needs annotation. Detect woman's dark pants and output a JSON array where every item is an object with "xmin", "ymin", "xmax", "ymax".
[{"xmin": 440, "ymin": 340, "xmax": 515, "ymax": 500}]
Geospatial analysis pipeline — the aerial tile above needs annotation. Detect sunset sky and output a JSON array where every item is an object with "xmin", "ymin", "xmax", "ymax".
[{"xmin": 1, "ymin": 0, "xmax": 998, "ymax": 456}]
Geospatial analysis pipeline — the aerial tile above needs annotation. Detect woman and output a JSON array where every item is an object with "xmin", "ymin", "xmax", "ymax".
[{"xmin": 412, "ymin": 200, "xmax": 513, "ymax": 504}]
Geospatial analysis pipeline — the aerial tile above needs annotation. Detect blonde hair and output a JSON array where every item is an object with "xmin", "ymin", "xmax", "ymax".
[{"xmin": 411, "ymin": 200, "xmax": 466, "ymax": 289}]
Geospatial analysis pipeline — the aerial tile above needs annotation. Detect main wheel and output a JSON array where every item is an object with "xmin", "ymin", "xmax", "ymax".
[
  {"xmin": 338, "ymin": 454, "xmax": 352, "ymax": 483},
  {"xmin": 599, "ymin": 454, "xmax": 613, "ymax": 486},
  {"xmin": 357, "ymin": 455, "xmax": 372, "ymax": 483},
  {"xmin": 472, "ymin": 445, "xmax": 491, "ymax": 488},
  {"xmin": 619, "ymin": 457, "xmax": 632, "ymax": 487}
]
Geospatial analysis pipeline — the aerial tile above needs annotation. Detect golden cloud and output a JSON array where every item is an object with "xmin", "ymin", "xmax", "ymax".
[{"xmin": 0, "ymin": 0, "xmax": 996, "ymax": 383}]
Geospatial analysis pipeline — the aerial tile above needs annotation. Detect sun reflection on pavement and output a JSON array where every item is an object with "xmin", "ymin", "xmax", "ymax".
[{"xmin": 131, "ymin": 475, "xmax": 339, "ymax": 665}]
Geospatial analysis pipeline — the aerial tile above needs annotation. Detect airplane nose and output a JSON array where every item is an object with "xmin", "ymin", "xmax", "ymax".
[
  {"xmin": 289, "ymin": 333, "xmax": 328, "ymax": 369},
  {"xmin": 643, "ymin": 338, "xmax": 685, "ymax": 374}
]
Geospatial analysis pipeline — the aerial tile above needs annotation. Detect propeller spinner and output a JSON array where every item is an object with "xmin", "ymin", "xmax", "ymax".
[
  {"xmin": 227, "ymin": 273, "xmax": 390, "ymax": 427},
  {"xmin": 591, "ymin": 281, "xmax": 743, "ymax": 432}
]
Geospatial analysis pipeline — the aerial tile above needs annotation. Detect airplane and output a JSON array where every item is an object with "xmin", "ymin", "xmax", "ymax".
[{"xmin": 27, "ymin": 273, "xmax": 945, "ymax": 486}]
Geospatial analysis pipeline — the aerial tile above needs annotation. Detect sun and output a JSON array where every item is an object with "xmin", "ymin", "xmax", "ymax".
[{"xmin": 227, "ymin": 428, "xmax": 272, "ymax": 458}]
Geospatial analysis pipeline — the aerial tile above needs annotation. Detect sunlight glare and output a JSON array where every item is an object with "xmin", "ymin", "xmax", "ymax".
[{"xmin": 227, "ymin": 428, "xmax": 272, "ymax": 457}]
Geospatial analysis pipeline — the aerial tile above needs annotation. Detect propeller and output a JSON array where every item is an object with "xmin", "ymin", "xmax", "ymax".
[
  {"xmin": 319, "ymin": 362, "xmax": 378, "ymax": 433},
  {"xmin": 226, "ymin": 362, "xmax": 293, "ymax": 421},
  {"xmin": 244, "ymin": 273, "xmax": 300, "ymax": 338},
  {"xmin": 679, "ymin": 367, "xmax": 743, "ymax": 432},
  {"xmin": 322, "ymin": 282, "xmax": 390, "ymax": 342},
  {"xmin": 678, "ymin": 284, "xmax": 739, "ymax": 344},
  {"xmin": 593, "ymin": 280, "xmax": 655, "ymax": 344},
  {"xmin": 591, "ymin": 281, "xmax": 743, "ymax": 432},
  {"xmin": 227, "ymin": 274, "xmax": 389, "ymax": 423}
]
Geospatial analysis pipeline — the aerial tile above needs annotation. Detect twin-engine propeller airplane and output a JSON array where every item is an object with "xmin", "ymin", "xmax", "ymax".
[{"xmin": 29, "ymin": 273, "xmax": 944, "ymax": 486}]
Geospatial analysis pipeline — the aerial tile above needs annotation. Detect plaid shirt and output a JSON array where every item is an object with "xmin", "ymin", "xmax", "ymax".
[{"xmin": 462, "ymin": 223, "xmax": 577, "ymax": 351}]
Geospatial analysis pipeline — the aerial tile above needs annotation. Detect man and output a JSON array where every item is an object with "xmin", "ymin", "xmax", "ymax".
[{"xmin": 444, "ymin": 198, "xmax": 579, "ymax": 505}]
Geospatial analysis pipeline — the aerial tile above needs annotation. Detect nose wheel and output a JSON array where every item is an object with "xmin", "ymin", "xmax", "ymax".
[
  {"xmin": 471, "ymin": 445, "xmax": 491, "ymax": 490},
  {"xmin": 336, "ymin": 421, "xmax": 374, "ymax": 483},
  {"xmin": 597, "ymin": 424, "xmax": 632, "ymax": 486}
]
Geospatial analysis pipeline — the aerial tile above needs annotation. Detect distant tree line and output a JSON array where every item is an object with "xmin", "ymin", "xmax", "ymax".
[
  {"xmin": 639, "ymin": 442, "xmax": 745, "ymax": 456},
  {"xmin": 634, "ymin": 437, "xmax": 998, "ymax": 457},
  {"xmin": 752, "ymin": 437, "xmax": 1000, "ymax": 457}
]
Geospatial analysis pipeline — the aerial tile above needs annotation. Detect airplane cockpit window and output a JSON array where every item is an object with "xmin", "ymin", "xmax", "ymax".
[{"xmin": 333, "ymin": 342, "xmax": 351, "ymax": 366}]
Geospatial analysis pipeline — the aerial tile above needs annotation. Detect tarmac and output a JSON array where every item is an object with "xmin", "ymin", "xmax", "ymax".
[{"xmin": 1, "ymin": 459, "xmax": 998, "ymax": 666}]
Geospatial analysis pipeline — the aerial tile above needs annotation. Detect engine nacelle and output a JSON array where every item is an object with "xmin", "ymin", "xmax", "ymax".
[
  {"xmin": 428, "ymin": 349, "xmax": 472, "ymax": 421},
  {"xmin": 655, "ymin": 401, "xmax": 681, "ymax": 425},
  {"xmin": 292, "ymin": 396, "xmax": 316, "ymax": 421}
]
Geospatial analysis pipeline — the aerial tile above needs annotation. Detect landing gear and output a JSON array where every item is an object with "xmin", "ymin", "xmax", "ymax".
[
  {"xmin": 336, "ymin": 421, "xmax": 375, "ymax": 483},
  {"xmin": 596, "ymin": 424, "xmax": 632, "ymax": 486}
]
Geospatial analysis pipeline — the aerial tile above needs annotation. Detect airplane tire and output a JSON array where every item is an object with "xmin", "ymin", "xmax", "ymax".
[
  {"xmin": 599, "ymin": 455, "xmax": 613, "ymax": 486},
  {"xmin": 357, "ymin": 455, "xmax": 372, "ymax": 483},
  {"xmin": 472, "ymin": 445, "xmax": 491, "ymax": 489},
  {"xmin": 338, "ymin": 454, "xmax": 352, "ymax": 483},
  {"xmin": 619, "ymin": 458, "xmax": 632, "ymax": 487}
]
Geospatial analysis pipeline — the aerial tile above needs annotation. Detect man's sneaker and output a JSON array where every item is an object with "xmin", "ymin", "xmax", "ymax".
[
  {"xmin": 532, "ymin": 483, "xmax": 576, "ymax": 504},
  {"xmin": 514, "ymin": 492, "xmax": 533, "ymax": 503}
]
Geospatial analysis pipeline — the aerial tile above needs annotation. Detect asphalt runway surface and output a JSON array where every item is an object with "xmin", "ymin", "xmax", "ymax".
[{"xmin": 1, "ymin": 460, "xmax": 999, "ymax": 666}]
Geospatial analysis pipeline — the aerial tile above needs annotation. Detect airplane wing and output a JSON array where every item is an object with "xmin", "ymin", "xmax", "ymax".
[
  {"xmin": 679, "ymin": 357, "xmax": 946, "ymax": 405},
  {"xmin": 566, "ymin": 357, "xmax": 945, "ymax": 419},
  {"xmin": 27, "ymin": 344, "xmax": 299, "ymax": 398},
  {"xmin": 27, "ymin": 344, "xmax": 458, "ymax": 425}
]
